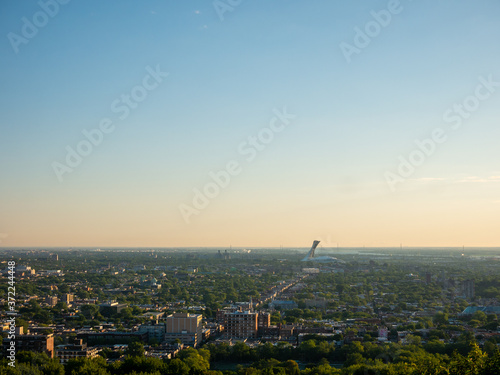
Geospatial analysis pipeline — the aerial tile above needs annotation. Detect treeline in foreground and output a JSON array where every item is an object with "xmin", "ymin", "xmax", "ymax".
[{"xmin": 1, "ymin": 341, "xmax": 500, "ymax": 375}]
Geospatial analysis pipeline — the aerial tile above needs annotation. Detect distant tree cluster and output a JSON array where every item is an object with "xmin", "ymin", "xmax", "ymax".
[{"xmin": 2, "ymin": 340, "xmax": 500, "ymax": 374}]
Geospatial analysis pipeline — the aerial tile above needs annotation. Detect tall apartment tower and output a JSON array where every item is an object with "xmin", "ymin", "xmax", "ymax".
[
  {"xmin": 462, "ymin": 279, "xmax": 475, "ymax": 300},
  {"xmin": 62, "ymin": 293, "xmax": 74, "ymax": 305},
  {"xmin": 225, "ymin": 311, "xmax": 258, "ymax": 339},
  {"xmin": 257, "ymin": 312, "xmax": 271, "ymax": 329},
  {"xmin": 45, "ymin": 296, "xmax": 58, "ymax": 307}
]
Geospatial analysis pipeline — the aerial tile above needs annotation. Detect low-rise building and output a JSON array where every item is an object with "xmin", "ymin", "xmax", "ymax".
[
  {"xmin": 305, "ymin": 298, "xmax": 328, "ymax": 309},
  {"xmin": 55, "ymin": 339, "xmax": 100, "ymax": 363},
  {"xmin": 269, "ymin": 300, "xmax": 298, "ymax": 310},
  {"xmin": 138, "ymin": 323, "xmax": 167, "ymax": 343},
  {"xmin": 76, "ymin": 331, "xmax": 148, "ymax": 345},
  {"xmin": 99, "ymin": 301, "xmax": 127, "ymax": 316},
  {"xmin": 2, "ymin": 332, "xmax": 54, "ymax": 358}
]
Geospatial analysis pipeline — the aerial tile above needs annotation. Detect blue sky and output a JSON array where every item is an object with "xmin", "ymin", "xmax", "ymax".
[{"xmin": 1, "ymin": 0, "xmax": 500, "ymax": 247}]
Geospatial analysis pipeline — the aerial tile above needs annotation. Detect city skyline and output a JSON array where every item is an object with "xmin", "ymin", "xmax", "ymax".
[{"xmin": 1, "ymin": 1, "xmax": 500, "ymax": 248}]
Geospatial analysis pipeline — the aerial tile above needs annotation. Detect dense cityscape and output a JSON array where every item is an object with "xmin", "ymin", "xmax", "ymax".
[
  {"xmin": 2, "ymin": 2, "xmax": 500, "ymax": 375},
  {"xmin": 2, "ymin": 246, "xmax": 500, "ymax": 374}
]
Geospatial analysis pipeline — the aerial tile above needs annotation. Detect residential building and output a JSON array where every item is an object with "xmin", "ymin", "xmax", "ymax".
[
  {"xmin": 138, "ymin": 323, "xmax": 167, "ymax": 343},
  {"xmin": 302, "ymin": 268, "xmax": 320, "ymax": 274},
  {"xmin": 216, "ymin": 306, "xmax": 241, "ymax": 324},
  {"xmin": 225, "ymin": 311, "xmax": 258, "ymax": 339},
  {"xmin": 76, "ymin": 331, "xmax": 148, "ymax": 345},
  {"xmin": 258, "ymin": 312, "xmax": 271, "ymax": 329},
  {"xmin": 55, "ymin": 339, "xmax": 99, "ymax": 363},
  {"xmin": 462, "ymin": 280, "xmax": 475, "ymax": 300},
  {"xmin": 269, "ymin": 300, "xmax": 298, "ymax": 310},
  {"xmin": 2, "ymin": 333, "xmax": 54, "ymax": 358},
  {"xmin": 61, "ymin": 293, "xmax": 74, "ymax": 305},
  {"xmin": 461, "ymin": 305, "xmax": 500, "ymax": 316},
  {"xmin": 165, "ymin": 313, "xmax": 203, "ymax": 347},
  {"xmin": 45, "ymin": 296, "xmax": 58, "ymax": 307},
  {"xmin": 99, "ymin": 301, "xmax": 127, "ymax": 316},
  {"xmin": 305, "ymin": 298, "xmax": 328, "ymax": 309}
]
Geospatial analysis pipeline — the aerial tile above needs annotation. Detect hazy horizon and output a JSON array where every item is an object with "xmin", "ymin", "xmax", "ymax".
[{"xmin": 2, "ymin": 245, "xmax": 500, "ymax": 252}]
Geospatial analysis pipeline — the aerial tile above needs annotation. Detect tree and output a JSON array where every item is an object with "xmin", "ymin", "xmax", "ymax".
[
  {"xmin": 65, "ymin": 357, "xmax": 109, "ymax": 375},
  {"xmin": 231, "ymin": 342, "xmax": 254, "ymax": 362},
  {"xmin": 344, "ymin": 352, "xmax": 365, "ymax": 367},
  {"xmin": 118, "ymin": 356, "xmax": 165, "ymax": 374},
  {"xmin": 59, "ymin": 284, "xmax": 70, "ymax": 294},
  {"xmin": 256, "ymin": 343, "xmax": 277, "ymax": 360},
  {"xmin": 281, "ymin": 360, "xmax": 300, "ymax": 375},
  {"xmin": 120, "ymin": 307, "xmax": 134, "ymax": 320},
  {"xmin": 125, "ymin": 342, "xmax": 145, "ymax": 357},
  {"xmin": 9, "ymin": 363, "xmax": 43, "ymax": 375},
  {"xmin": 81, "ymin": 304, "xmax": 99, "ymax": 319},
  {"xmin": 450, "ymin": 343, "xmax": 487, "ymax": 375},
  {"xmin": 406, "ymin": 334, "xmax": 422, "ymax": 346},
  {"xmin": 11, "ymin": 318, "xmax": 28, "ymax": 334},
  {"xmin": 424, "ymin": 339, "xmax": 446, "ymax": 355},
  {"xmin": 166, "ymin": 359, "xmax": 189, "ymax": 375},
  {"xmin": 41, "ymin": 360, "xmax": 65, "ymax": 375},
  {"xmin": 76, "ymin": 289, "xmax": 90, "ymax": 299},
  {"xmin": 433, "ymin": 312, "xmax": 449, "ymax": 325},
  {"xmin": 176, "ymin": 348, "xmax": 210, "ymax": 373},
  {"xmin": 483, "ymin": 341, "xmax": 498, "ymax": 356},
  {"xmin": 53, "ymin": 302, "xmax": 68, "ymax": 312},
  {"xmin": 484, "ymin": 349, "xmax": 500, "ymax": 375},
  {"xmin": 298, "ymin": 340, "xmax": 317, "ymax": 361},
  {"xmin": 472, "ymin": 310, "xmax": 487, "ymax": 324}
]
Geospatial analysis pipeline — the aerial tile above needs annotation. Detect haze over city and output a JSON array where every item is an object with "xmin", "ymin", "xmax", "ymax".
[{"xmin": 1, "ymin": 1, "xmax": 500, "ymax": 248}]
